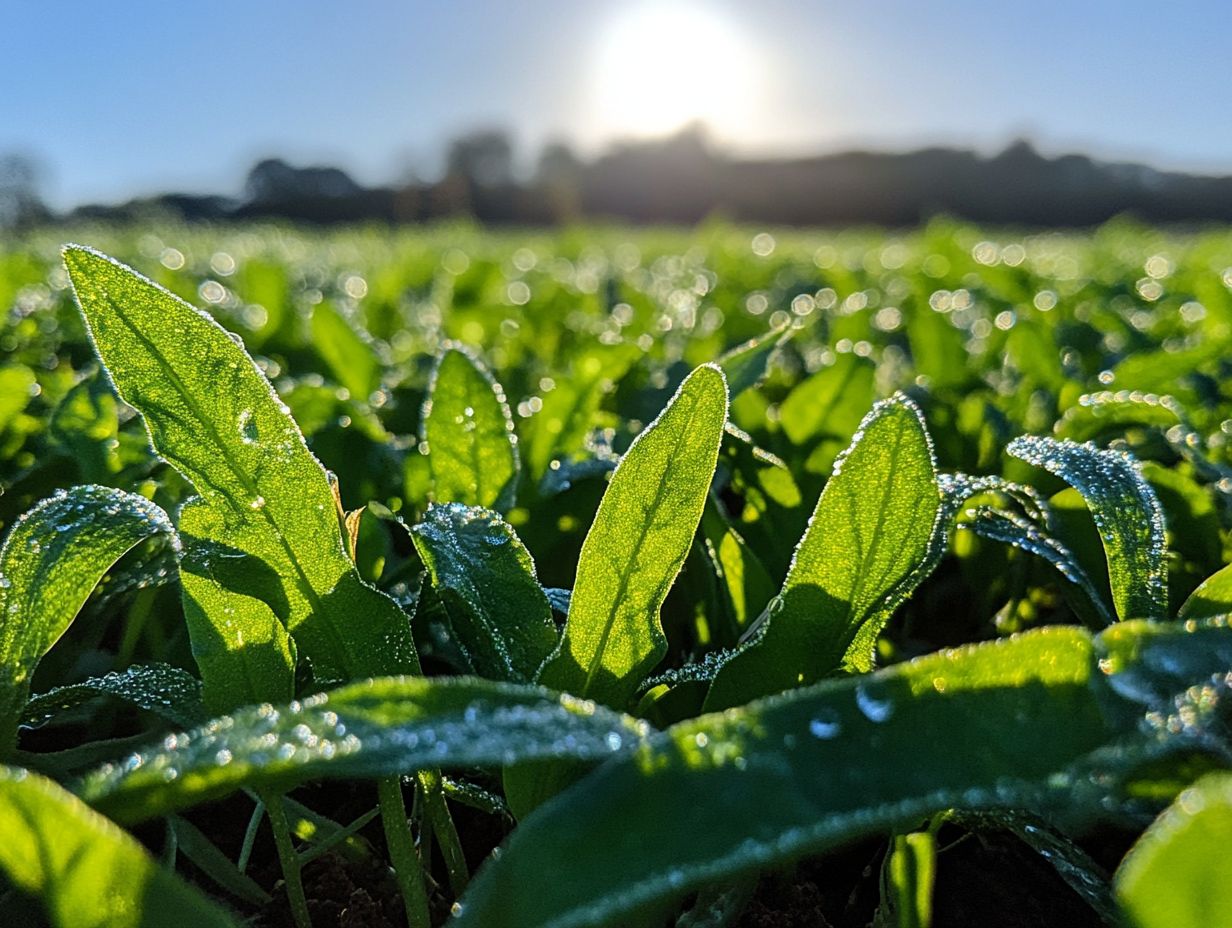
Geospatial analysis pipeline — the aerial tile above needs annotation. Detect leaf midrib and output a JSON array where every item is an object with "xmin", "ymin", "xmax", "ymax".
[{"xmin": 99, "ymin": 288, "xmax": 360, "ymax": 670}]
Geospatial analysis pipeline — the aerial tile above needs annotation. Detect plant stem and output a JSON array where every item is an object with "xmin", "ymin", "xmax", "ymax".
[
  {"xmin": 264, "ymin": 792, "xmax": 312, "ymax": 928},
  {"xmin": 237, "ymin": 796, "xmax": 266, "ymax": 874},
  {"xmin": 418, "ymin": 769, "xmax": 469, "ymax": 895},
  {"xmin": 378, "ymin": 776, "xmax": 432, "ymax": 928}
]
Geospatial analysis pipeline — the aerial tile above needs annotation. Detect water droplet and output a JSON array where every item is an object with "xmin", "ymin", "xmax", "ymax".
[
  {"xmin": 808, "ymin": 710, "xmax": 842, "ymax": 740},
  {"xmin": 855, "ymin": 684, "xmax": 894, "ymax": 723}
]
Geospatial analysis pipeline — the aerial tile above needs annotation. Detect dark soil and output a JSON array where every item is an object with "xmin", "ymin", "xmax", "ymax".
[{"xmin": 256, "ymin": 852, "xmax": 404, "ymax": 928}]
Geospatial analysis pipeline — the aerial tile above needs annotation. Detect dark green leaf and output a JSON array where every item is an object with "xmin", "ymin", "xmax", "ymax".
[
  {"xmin": 454, "ymin": 620, "xmax": 1232, "ymax": 928},
  {"xmin": 0, "ymin": 485, "xmax": 176, "ymax": 757},
  {"xmin": 74, "ymin": 676, "xmax": 650, "ymax": 824},
  {"xmin": 21, "ymin": 663, "xmax": 206, "ymax": 731},
  {"xmin": 410, "ymin": 502, "xmax": 558, "ymax": 683}
]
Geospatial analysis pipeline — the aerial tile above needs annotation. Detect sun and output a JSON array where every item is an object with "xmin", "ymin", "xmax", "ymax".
[{"xmin": 592, "ymin": 3, "xmax": 760, "ymax": 139}]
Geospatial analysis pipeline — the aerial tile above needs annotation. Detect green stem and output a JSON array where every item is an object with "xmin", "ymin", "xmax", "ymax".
[
  {"xmin": 237, "ymin": 797, "xmax": 266, "ymax": 874},
  {"xmin": 264, "ymin": 792, "xmax": 312, "ymax": 928},
  {"xmin": 378, "ymin": 776, "xmax": 432, "ymax": 928},
  {"xmin": 419, "ymin": 769, "xmax": 469, "ymax": 895}
]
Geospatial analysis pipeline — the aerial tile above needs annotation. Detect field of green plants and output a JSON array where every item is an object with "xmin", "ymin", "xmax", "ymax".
[{"xmin": 2, "ymin": 219, "xmax": 1232, "ymax": 927}]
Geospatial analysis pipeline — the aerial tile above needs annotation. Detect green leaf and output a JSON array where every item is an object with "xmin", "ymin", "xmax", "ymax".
[
  {"xmin": 1116, "ymin": 772, "xmax": 1232, "ymax": 928},
  {"xmin": 178, "ymin": 499, "xmax": 297, "ymax": 713},
  {"xmin": 0, "ymin": 485, "xmax": 176, "ymax": 758},
  {"xmin": 0, "ymin": 766, "xmax": 237, "ymax": 928},
  {"xmin": 310, "ymin": 300, "xmax": 381, "ymax": 401},
  {"xmin": 879, "ymin": 831, "xmax": 935, "ymax": 928},
  {"xmin": 1179, "ymin": 562, "xmax": 1232, "ymax": 621},
  {"xmin": 778, "ymin": 352, "xmax": 875, "ymax": 447},
  {"xmin": 423, "ymin": 345, "xmax": 520, "ymax": 512},
  {"xmin": 707, "ymin": 394, "xmax": 943, "ymax": 709},
  {"xmin": 0, "ymin": 364, "xmax": 36, "ymax": 434},
  {"xmin": 537, "ymin": 363, "xmax": 729, "ymax": 710},
  {"xmin": 21, "ymin": 663, "xmax": 206, "ymax": 731},
  {"xmin": 410, "ymin": 502, "xmax": 558, "ymax": 683},
  {"xmin": 1007, "ymin": 436, "xmax": 1167, "ymax": 620},
  {"xmin": 73, "ymin": 676, "xmax": 650, "ymax": 824},
  {"xmin": 716, "ymin": 323, "xmax": 791, "ymax": 397},
  {"xmin": 63, "ymin": 246, "xmax": 417, "ymax": 684},
  {"xmin": 454, "ymin": 620, "xmax": 1232, "ymax": 928}
]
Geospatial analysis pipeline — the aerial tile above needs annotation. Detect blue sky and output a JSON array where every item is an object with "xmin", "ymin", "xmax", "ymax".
[{"xmin": 4, "ymin": 0, "xmax": 1229, "ymax": 209}]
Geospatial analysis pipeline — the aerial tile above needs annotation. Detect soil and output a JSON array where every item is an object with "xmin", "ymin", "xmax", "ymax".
[{"xmin": 255, "ymin": 851, "xmax": 404, "ymax": 928}]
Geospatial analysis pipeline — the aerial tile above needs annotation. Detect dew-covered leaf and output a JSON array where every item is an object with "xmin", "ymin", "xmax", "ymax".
[
  {"xmin": 708, "ymin": 394, "xmax": 942, "ymax": 709},
  {"xmin": 63, "ymin": 247, "xmax": 417, "ymax": 684},
  {"xmin": 0, "ymin": 485, "xmax": 176, "ymax": 757},
  {"xmin": 1115, "ymin": 772, "xmax": 1232, "ymax": 928},
  {"xmin": 1007, "ymin": 436, "xmax": 1167, "ymax": 620},
  {"xmin": 410, "ymin": 502, "xmax": 558, "ymax": 683},
  {"xmin": 0, "ymin": 766, "xmax": 238, "ymax": 928},
  {"xmin": 423, "ymin": 345, "xmax": 520, "ymax": 512},
  {"xmin": 454, "ymin": 620, "xmax": 1232, "ymax": 928},
  {"xmin": 537, "ymin": 363, "xmax": 729, "ymax": 710},
  {"xmin": 21, "ymin": 663, "xmax": 206, "ymax": 731},
  {"xmin": 716, "ymin": 323, "xmax": 791, "ymax": 397},
  {"xmin": 75, "ymin": 677, "xmax": 650, "ymax": 824}
]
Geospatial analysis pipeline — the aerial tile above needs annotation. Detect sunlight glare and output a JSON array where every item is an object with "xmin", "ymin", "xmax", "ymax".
[{"xmin": 592, "ymin": 4, "xmax": 760, "ymax": 138}]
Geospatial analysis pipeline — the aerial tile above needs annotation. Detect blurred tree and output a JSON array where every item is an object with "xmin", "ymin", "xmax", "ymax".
[
  {"xmin": 446, "ymin": 130, "xmax": 514, "ymax": 189},
  {"xmin": 0, "ymin": 154, "xmax": 49, "ymax": 228}
]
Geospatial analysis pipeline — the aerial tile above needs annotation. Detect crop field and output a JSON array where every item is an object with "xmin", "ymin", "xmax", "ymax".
[{"xmin": 2, "ymin": 220, "xmax": 1232, "ymax": 927}]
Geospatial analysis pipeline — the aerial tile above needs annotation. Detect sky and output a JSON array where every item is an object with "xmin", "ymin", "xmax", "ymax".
[{"xmin": 3, "ymin": 0, "xmax": 1230, "ymax": 210}]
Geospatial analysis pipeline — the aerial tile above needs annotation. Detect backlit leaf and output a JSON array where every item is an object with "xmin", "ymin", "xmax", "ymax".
[
  {"xmin": 0, "ymin": 766, "xmax": 237, "ymax": 928},
  {"xmin": 63, "ymin": 246, "xmax": 417, "ymax": 684},
  {"xmin": 423, "ymin": 345, "xmax": 520, "ymax": 512},
  {"xmin": 538, "ymin": 364, "xmax": 729, "ymax": 710},
  {"xmin": 708, "ymin": 394, "xmax": 942, "ymax": 709}
]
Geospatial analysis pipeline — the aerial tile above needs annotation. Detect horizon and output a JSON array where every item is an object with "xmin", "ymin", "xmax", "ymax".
[{"xmin": 4, "ymin": 0, "xmax": 1231, "ymax": 211}]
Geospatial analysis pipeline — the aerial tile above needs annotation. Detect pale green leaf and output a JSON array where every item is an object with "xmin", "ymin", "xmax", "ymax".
[
  {"xmin": 1116, "ymin": 772, "xmax": 1232, "ymax": 928},
  {"xmin": 63, "ymin": 246, "xmax": 417, "ymax": 683},
  {"xmin": 0, "ymin": 766, "xmax": 237, "ymax": 928},
  {"xmin": 411, "ymin": 502, "xmax": 558, "ymax": 683},
  {"xmin": 423, "ymin": 345, "xmax": 520, "ymax": 512},
  {"xmin": 538, "ymin": 363, "xmax": 729, "ymax": 710},
  {"xmin": 1007, "ymin": 436, "xmax": 1167, "ymax": 620},
  {"xmin": 310, "ymin": 300, "xmax": 381, "ymax": 401},
  {"xmin": 708, "ymin": 394, "xmax": 942, "ymax": 709},
  {"xmin": 0, "ymin": 485, "xmax": 176, "ymax": 758}
]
